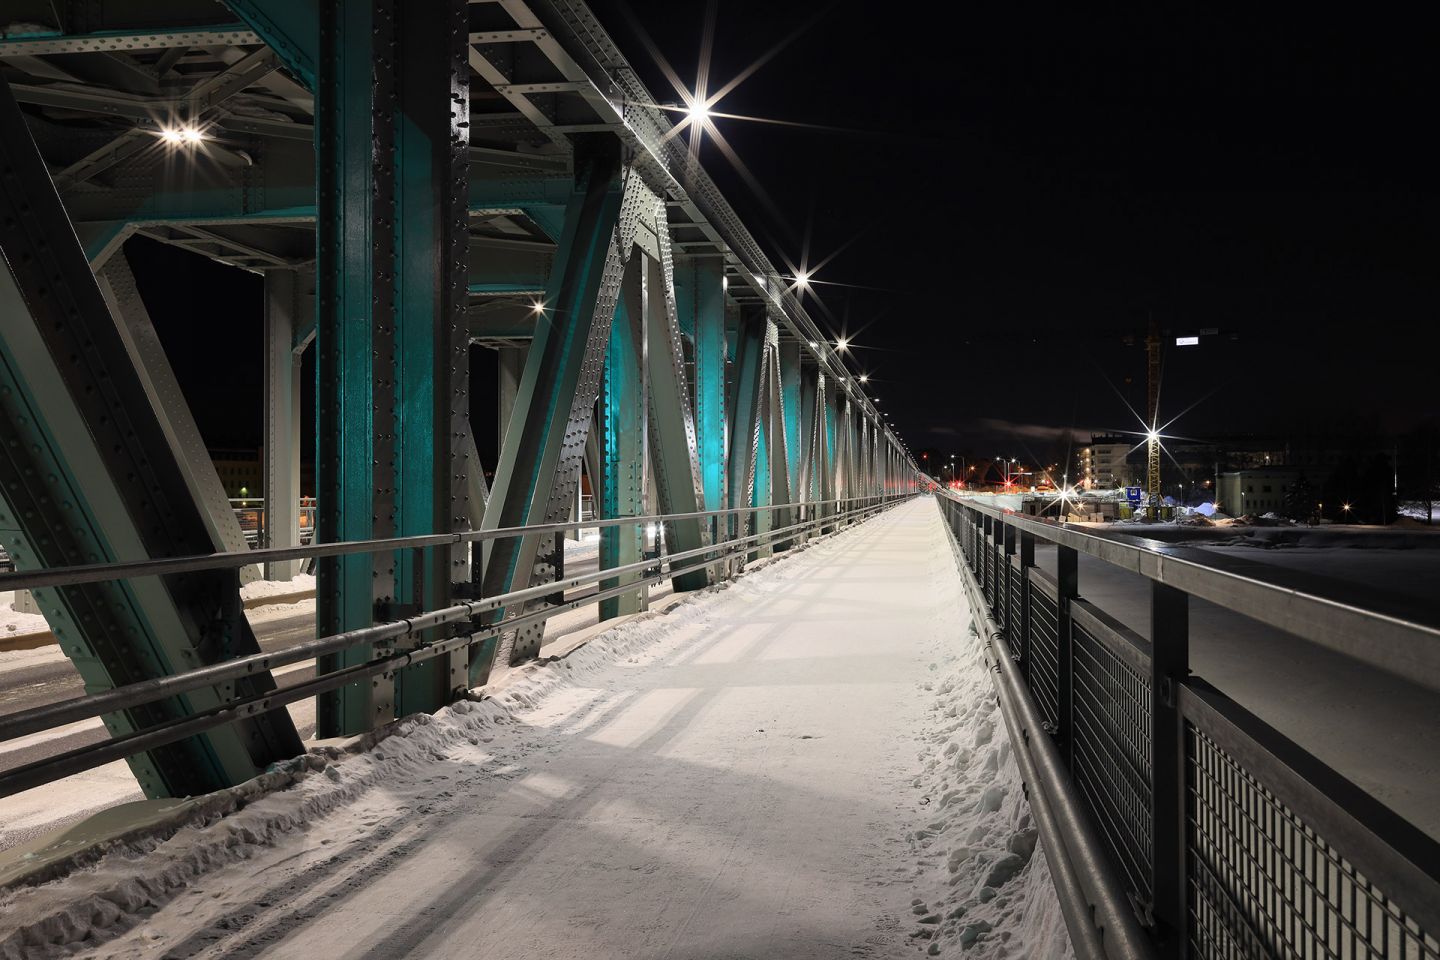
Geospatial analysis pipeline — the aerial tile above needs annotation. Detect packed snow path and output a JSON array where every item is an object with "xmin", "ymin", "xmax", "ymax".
[{"xmin": 1, "ymin": 499, "xmax": 1067, "ymax": 959}]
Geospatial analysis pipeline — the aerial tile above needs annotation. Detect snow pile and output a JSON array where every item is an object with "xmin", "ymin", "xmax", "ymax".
[
  {"xmin": 0, "ymin": 603, "xmax": 47, "ymax": 638},
  {"xmin": 900, "ymin": 558, "xmax": 1071, "ymax": 957},
  {"xmin": 239, "ymin": 573, "xmax": 315, "ymax": 602}
]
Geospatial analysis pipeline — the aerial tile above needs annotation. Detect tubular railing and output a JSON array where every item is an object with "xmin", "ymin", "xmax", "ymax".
[
  {"xmin": 936, "ymin": 491, "xmax": 1440, "ymax": 960},
  {"xmin": 0, "ymin": 494, "xmax": 910, "ymax": 799}
]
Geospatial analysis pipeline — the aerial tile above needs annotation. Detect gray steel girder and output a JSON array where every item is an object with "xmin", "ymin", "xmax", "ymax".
[
  {"xmin": 476, "ymin": 145, "xmax": 641, "ymax": 675},
  {"xmin": 0, "ymin": 77, "xmax": 302, "ymax": 799}
]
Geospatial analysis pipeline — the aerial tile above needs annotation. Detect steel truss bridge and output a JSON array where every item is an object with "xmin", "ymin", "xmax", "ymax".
[{"xmin": 0, "ymin": 3, "xmax": 1436, "ymax": 959}]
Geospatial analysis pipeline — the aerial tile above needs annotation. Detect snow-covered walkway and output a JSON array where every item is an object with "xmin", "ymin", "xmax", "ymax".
[{"xmin": 1, "ymin": 499, "xmax": 1066, "ymax": 959}]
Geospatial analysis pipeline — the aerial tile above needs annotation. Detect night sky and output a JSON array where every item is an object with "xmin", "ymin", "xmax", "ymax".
[
  {"xmin": 133, "ymin": 3, "xmax": 1435, "ymax": 470},
  {"xmin": 590, "ymin": 0, "xmax": 1436, "ymax": 466}
]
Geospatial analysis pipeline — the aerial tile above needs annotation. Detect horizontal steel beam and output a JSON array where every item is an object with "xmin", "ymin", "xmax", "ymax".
[{"xmin": 0, "ymin": 25, "xmax": 262, "ymax": 58}]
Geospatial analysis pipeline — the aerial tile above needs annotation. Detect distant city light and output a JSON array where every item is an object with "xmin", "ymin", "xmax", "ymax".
[{"xmin": 1175, "ymin": 335, "xmax": 1200, "ymax": 346}]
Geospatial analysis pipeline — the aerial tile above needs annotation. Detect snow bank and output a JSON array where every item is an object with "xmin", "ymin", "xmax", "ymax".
[
  {"xmin": 0, "ymin": 603, "xmax": 47, "ymax": 639},
  {"xmin": 239, "ymin": 573, "xmax": 315, "ymax": 602},
  {"xmin": 899, "ymin": 519, "xmax": 1072, "ymax": 958}
]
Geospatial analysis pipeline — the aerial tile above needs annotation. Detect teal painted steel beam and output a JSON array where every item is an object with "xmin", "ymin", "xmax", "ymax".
[
  {"xmin": 312, "ymin": 0, "xmax": 393, "ymax": 737},
  {"xmin": 390, "ymin": 0, "xmax": 471, "ymax": 719},
  {"xmin": 674, "ymin": 256, "xmax": 726, "ymax": 515},
  {"xmin": 598, "ymin": 263, "xmax": 646, "ymax": 622},
  {"xmin": 311, "ymin": 0, "xmax": 471, "ymax": 737},
  {"xmin": 727, "ymin": 308, "xmax": 766, "ymax": 548},
  {"xmin": 799, "ymin": 365, "xmax": 820, "ymax": 506},
  {"xmin": 0, "ymin": 78, "xmax": 302, "ymax": 798},
  {"xmin": 476, "ymin": 143, "xmax": 632, "ymax": 677},
  {"xmin": 774, "ymin": 339, "xmax": 801, "ymax": 542}
]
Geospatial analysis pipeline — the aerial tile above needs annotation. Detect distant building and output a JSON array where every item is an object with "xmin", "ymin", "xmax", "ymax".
[
  {"xmin": 210, "ymin": 448, "xmax": 262, "ymax": 498},
  {"xmin": 1217, "ymin": 468, "xmax": 1301, "ymax": 516},
  {"xmin": 1079, "ymin": 435, "xmax": 1137, "ymax": 489}
]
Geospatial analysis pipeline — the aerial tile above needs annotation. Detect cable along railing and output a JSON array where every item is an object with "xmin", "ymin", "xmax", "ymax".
[
  {"xmin": 0, "ymin": 495, "xmax": 910, "ymax": 799},
  {"xmin": 936, "ymin": 490, "xmax": 1440, "ymax": 960}
]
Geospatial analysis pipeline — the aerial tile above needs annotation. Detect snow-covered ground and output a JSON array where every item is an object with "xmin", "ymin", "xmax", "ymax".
[
  {"xmin": 0, "ymin": 499, "xmax": 1066, "ymax": 959},
  {"xmin": 239, "ymin": 573, "xmax": 316, "ymax": 602},
  {"xmin": 1, "ymin": 574, "xmax": 316, "ymax": 649},
  {"xmin": 563, "ymin": 527, "xmax": 601, "ymax": 564},
  {"xmin": 0, "ymin": 593, "xmax": 47, "ymax": 641}
]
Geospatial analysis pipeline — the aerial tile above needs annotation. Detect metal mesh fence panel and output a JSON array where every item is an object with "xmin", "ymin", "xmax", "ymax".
[
  {"xmin": 1027, "ymin": 578, "xmax": 1061, "ymax": 730},
  {"xmin": 1187, "ymin": 724, "xmax": 1440, "ymax": 960},
  {"xmin": 1072, "ymin": 620, "xmax": 1154, "ymax": 907},
  {"xmin": 1008, "ymin": 561, "xmax": 1025, "ymax": 661}
]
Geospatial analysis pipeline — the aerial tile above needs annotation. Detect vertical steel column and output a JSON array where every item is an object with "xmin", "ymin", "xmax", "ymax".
[
  {"xmin": 390, "ymin": 0, "xmax": 471, "ymax": 717},
  {"xmin": 675, "ymin": 255, "xmax": 726, "ymax": 517},
  {"xmin": 1056, "ymin": 543, "xmax": 1079, "ymax": 768},
  {"xmin": 0, "ymin": 78, "xmax": 302, "ymax": 798},
  {"xmin": 728, "ymin": 308, "xmax": 766, "ymax": 549},
  {"xmin": 1150, "ymin": 581, "xmax": 1190, "ymax": 946},
  {"xmin": 798, "ymin": 365, "xmax": 819, "ymax": 537},
  {"xmin": 777, "ymin": 340, "xmax": 802, "ymax": 539},
  {"xmin": 313, "ymin": 0, "xmax": 397, "ymax": 736},
  {"xmin": 598, "ymin": 261, "xmax": 646, "ymax": 620},
  {"xmin": 263, "ymin": 269, "xmax": 303, "ymax": 581},
  {"xmin": 750, "ymin": 322, "xmax": 778, "ymax": 559},
  {"xmin": 821, "ymin": 379, "xmax": 838, "ymax": 529}
]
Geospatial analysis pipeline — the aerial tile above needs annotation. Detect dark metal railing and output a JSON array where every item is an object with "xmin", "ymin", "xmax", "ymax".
[
  {"xmin": 0, "ymin": 494, "xmax": 910, "ymax": 799},
  {"xmin": 936, "ymin": 491, "xmax": 1440, "ymax": 960}
]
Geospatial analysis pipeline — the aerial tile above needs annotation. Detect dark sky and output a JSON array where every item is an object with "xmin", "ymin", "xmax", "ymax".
[
  {"xmin": 589, "ymin": 0, "xmax": 1437, "ymax": 466},
  {"xmin": 133, "ymin": 3, "xmax": 1435, "ymax": 470}
]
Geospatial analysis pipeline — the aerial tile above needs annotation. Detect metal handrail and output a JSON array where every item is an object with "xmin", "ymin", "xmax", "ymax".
[
  {"xmin": 948, "ymin": 493, "xmax": 1440, "ymax": 691},
  {"xmin": 937, "ymin": 489, "xmax": 1440, "ymax": 959},
  {"xmin": 0, "ymin": 496, "xmax": 909, "ymax": 797},
  {"xmin": 0, "ymin": 496, "xmax": 884, "ymax": 593}
]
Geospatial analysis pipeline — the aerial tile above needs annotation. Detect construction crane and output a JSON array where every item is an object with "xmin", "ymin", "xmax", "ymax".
[{"xmin": 1145, "ymin": 316, "xmax": 1162, "ymax": 518}]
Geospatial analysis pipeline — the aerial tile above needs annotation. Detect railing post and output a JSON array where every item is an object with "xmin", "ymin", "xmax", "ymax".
[
  {"xmin": 1151, "ymin": 581, "xmax": 1190, "ymax": 945},
  {"xmin": 1056, "ymin": 543, "xmax": 1078, "ymax": 770}
]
